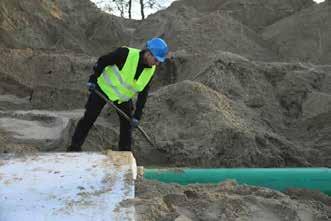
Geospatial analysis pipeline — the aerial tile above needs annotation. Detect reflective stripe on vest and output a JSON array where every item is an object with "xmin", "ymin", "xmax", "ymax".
[
  {"xmin": 97, "ymin": 47, "xmax": 156, "ymax": 102},
  {"xmin": 102, "ymin": 69, "xmax": 131, "ymax": 101},
  {"xmin": 109, "ymin": 65, "xmax": 139, "ymax": 94}
]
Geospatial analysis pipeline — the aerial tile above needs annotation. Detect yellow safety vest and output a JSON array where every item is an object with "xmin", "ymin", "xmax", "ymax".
[{"xmin": 97, "ymin": 47, "xmax": 156, "ymax": 103}]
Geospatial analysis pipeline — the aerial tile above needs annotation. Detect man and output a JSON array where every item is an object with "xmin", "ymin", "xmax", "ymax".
[{"xmin": 67, "ymin": 38, "xmax": 169, "ymax": 152}]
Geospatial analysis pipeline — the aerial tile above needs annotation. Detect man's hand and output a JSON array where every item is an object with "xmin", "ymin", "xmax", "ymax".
[
  {"xmin": 130, "ymin": 117, "xmax": 139, "ymax": 128},
  {"xmin": 87, "ymin": 82, "xmax": 96, "ymax": 92}
]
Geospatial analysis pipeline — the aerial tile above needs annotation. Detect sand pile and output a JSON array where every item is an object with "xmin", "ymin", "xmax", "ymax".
[
  {"xmin": 133, "ymin": 179, "xmax": 331, "ymax": 221},
  {"xmin": 262, "ymin": 1, "xmax": 330, "ymax": 64},
  {"xmin": 0, "ymin": 0, "xmax": 130, "ymax": 55}
]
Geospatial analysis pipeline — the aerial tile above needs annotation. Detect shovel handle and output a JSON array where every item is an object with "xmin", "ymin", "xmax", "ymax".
[{"xmin": 94, "ymin": 89, "xmax": 157, "ymax": 148}]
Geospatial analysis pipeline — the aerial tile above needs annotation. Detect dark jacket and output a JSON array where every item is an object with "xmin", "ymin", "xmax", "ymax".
[{"xmin": 88, "ymin": 47, "xmax": 153, "ymax": 120}]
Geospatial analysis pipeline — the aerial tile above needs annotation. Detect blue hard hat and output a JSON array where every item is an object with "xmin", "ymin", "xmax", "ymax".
[{"xmin": 146, "ymin": 38, "xmax": 169, "ymax": 62}]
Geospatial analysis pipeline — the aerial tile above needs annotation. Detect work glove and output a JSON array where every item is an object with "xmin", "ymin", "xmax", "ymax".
[
  {"xmin": 87, "ymin": 82, "xmax": 96, "ymax": 92},
  {"xmin": 130, "ymin": 117, "xmax": 139, "ymax": 128}
]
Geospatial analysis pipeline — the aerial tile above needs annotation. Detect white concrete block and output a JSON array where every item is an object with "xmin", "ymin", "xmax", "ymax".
[{"xmin": 0, "ymin": 151, "xmax": 137, "ymax": 221}]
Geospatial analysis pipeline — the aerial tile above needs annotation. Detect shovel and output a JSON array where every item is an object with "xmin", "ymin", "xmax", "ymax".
[{"xmin": 94, "ymin": 89, "xmax": 157, "ymax": 148}]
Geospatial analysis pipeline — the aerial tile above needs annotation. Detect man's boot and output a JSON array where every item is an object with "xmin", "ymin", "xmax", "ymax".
[
  {"xmin": 66, "ymin": 145, "xmax": 82, "ymax": 152},
  {"xmin": 118, "ymin": 146, "xmax": 131, "ymax": 152}
]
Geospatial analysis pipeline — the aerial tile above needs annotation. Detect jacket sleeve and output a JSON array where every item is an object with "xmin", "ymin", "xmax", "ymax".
[
  {"xmin": 88, "ymin": 47, "xmax": 129, "ymax": 84},
  {"xmin": 133, "ymin": 81, "xmax": 151, "ymax": 120}
]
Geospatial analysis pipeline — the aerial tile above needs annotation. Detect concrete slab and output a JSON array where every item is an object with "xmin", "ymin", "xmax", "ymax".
[{"xmin": 0, "ymin": 151, "xmax": 137, "ymax": 221}]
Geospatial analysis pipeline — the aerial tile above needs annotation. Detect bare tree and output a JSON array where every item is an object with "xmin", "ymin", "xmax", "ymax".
[
  {"xmin": 139, "ymin": 0, "xmax": 163, "ymax": 20},
  {"xmin": 95, "ymin": 0, "xmax": 171, "ymax": 19},
  {"xmin": 128, "ymin": 0, "xmax": 132, "ymax": 19},
  {"xmin": 112, "ymin": 0, "xmax": 127, "ymax": 17},
  {"xmin": 139, "ymin": 0, "xmax": 145, "ymax": 19},
  {"xmin": 111, "ymin": 0, "xmax": 133, "ymax": 18},
  {"xmin": 146, "ymin": 0, "xmax": 162, "ymax": 10}
]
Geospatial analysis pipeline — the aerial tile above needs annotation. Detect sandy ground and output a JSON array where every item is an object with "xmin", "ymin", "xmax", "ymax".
[{"xmin": 132, "ymin": 179, "xmax": 331, "ymax": 221}]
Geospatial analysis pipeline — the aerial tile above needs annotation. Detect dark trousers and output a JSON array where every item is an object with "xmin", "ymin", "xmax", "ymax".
[{"xmin": 69, "ymin": 87, "xmax": 133, "ymax": 151}]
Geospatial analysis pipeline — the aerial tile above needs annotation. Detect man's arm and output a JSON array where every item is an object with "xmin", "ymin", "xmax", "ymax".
[
  {"xmin": 133, "ymin": 82, "xmax": 151, "ymax": 120},
  {"xmin": 88, "ymin": 47, "xmax": 129, "ymax": 84}
]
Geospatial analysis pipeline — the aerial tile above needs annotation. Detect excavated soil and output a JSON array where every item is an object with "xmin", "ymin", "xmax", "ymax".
[{"xmin": 132, "ymin": 179, "xmax": 331, "ymax": 221}]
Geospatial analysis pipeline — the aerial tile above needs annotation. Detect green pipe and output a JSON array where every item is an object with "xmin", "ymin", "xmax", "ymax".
[{"xmin": 144, "ymin": 168, "xmax": 331, "ymax": 196}]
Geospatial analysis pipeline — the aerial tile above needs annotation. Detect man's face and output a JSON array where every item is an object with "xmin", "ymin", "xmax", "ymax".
[{"xmin": 145, "ymin": 51, "xmax": 160, "ymax": 66}]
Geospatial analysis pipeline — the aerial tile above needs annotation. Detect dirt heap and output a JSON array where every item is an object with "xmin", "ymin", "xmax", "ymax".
[
  {"xmin": 135, "ymin": 54, "xmax": 331, "ymax": 167},
  {"xmin": 132, "ymin": 179, "xmax": 331, "ymax": 221},
  {"xmin": 262, "ymin": 1, "xmax": 330, "ymax": 64},
  {"xmin": 174, "ymin": 0, "xmax": 314, "ymax": 31},
  {"xmin": 0, "ymin": 48, "xmax": 93, "ymax": 109},
  {"xmin": 0, "ymin": 0, "xmax": 130, "ymax": 55},
  {"xmin": 1, "ymin": 49, "xmax": 330, "ymax": 168},
  {"xmin": 131, "ymin": 0, "xmax": 330, "ymax": 65},
  {"xmin": 130, "ymin": 2, "xmax": 279, "ymax": 61}
]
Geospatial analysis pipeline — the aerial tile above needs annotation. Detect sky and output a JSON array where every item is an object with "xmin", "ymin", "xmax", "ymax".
[
  {"xmin": 91, "ymin": 0, "xmax": 175, "ymax": 19},
  {"xmin": 91, "ymin": 0, "xmax": 326, "ymax": 20}
]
